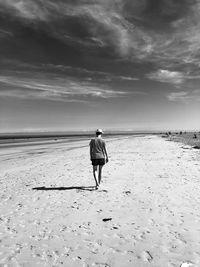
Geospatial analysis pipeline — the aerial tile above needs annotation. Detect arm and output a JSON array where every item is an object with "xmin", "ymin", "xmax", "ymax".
[
  {"xmin": 89, "ymin": 141, "xmax": 93, "ymax": 161},
  {"xmin": 103, "ymin": 143, "xmax": 109, "ymax": 163}
]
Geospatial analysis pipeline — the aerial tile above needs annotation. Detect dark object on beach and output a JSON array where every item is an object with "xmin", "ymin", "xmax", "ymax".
[
  {"xmin": 124, "ymin": 190, "xmax": 131, "ymax": 194},
  {"xmin": 193, "ymin": 145, "xmax": 200, "ymax": 149},
  {"xmin": 102, "ymin": 218, "xmax": 112, "ymax": 222},
  {"xmin": 180, "ymin": 131, "xmax": 182, "ymax": 135},
  {"xmin": 193, "ymin": 134, "xmax": 197, "ymax": 139}
]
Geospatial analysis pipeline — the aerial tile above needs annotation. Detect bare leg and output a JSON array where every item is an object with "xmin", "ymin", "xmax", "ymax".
[
  {"xmin": 98, "ymin": 165, "xmax": 103, "ymax": 185},
  {"xmin": 93, "ymin": 166, "xmax": 99, "ymax": 188}
]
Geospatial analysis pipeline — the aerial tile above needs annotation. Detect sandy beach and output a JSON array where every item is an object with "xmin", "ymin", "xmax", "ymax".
[{"xmin": 0, "ymin": 135, "xmax": 200, "ymax": 267}]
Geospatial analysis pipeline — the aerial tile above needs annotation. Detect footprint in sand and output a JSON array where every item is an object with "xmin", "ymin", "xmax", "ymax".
[
  {"xmin": 93, "ymin": 262, "xmax": 111, "ymax": 267},
  {"xmin": 123, "ymin": 190, "xmax": 131, "ymax": 195},
  {"xmin": 140, "ymin": 251, "xmax": 153, "ymax": 263},
  {"xmin": 137, "ymin": 232, "xmax": 146, "ymax": 240}
]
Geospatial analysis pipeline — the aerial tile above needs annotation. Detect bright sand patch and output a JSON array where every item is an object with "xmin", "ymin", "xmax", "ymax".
[{"xmin": 0, "ymin": 135, "xmax": 200, "ymax": 267}]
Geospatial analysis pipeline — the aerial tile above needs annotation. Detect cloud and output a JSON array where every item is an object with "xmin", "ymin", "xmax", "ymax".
[
  {"xmin": 167, "ymin": 90, "xmax": 200, "ymax": 103},
  {"xmin": 147, "ymin": 69, "xmax": 184, "ymax": 85},
  {"xmin": 0, "ymin": 74, "xmax": 129, "ymax": 102},
  {"xmin": 0, "ymin": 29, "xmax": 13, "ymax": 38},
  {"xmin": 147, "ymin": 68, "xmax": 200, "ymax": 85},
  {"xmin": 1, "ymin": 0, "xmax": 200, "ymax": 83},
  {"xmin": 0, "ymin": 0, "xmax": 50, "ymax": 21},
  {"xmin": 0, "ymin": 0, "xmax": 198, "ymax": 61},
  {"xmin": 44, "ymin": 64, "xmax": 141, "ymax": 81},
  {"xmin": 119, "ymin": 76, "xmax": 139, "ymax": 81},
  {"xmin": 42, "ymin": 64, "xmax": 112, "ymax": 80}
]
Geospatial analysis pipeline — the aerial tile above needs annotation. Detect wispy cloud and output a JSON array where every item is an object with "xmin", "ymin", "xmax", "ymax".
[
  {"xmin": 0, "ymin": 74, "xmax": 129, "ymax": 102},
  {"xmin": 0, "ymin": 0, "xmax": 50, "ymax": 21},
  {"xmin": 119, "ymin": 76, "xmax": 139, "ymax": 81},
  {"xmin": 42, "ymin": 64, "xmax": 114, "ymax": 82},
  {"xmin": 147, "ymin": 70, "xmax": 184, "ymax": 85},
  {"xmin": 167, "ymin": 90, "xmax": 200, "ymax": 104},
  {"xmin": 43, "ymin": 64, "xmax": 140, "ymax": 82},
  {"xmin": 146, "ymin": 68, "xmax": 200, "ymax": 85},
  {"xmin": 0, "ymin": 29, "xmax": 13, "ymax": 38},
  {"xmin": 1, "ymin": 0, "xmax": 200, "ymax": 97},
  {"xmin": 1, "ymin": 0, "xmax": 200, "ymax": 66}
]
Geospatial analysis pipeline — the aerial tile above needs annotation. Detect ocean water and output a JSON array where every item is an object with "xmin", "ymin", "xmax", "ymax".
[
  {"xmin": 0, "ymin": 131, "xmax": 152, "ymax": 147},
  {"xmin": 0, "ymin": 131, "xmax": 154, "ymax": 159}
]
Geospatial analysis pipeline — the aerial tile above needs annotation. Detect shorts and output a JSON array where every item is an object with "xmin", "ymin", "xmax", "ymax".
[{"xmin": 91, "ymin": 159, "xmax": 105, "ymax": 166}]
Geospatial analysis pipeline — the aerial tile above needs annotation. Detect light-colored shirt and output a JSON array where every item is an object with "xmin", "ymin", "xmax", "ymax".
[{"xmin": 89, "ymin": 138, "xmax": 106, "ymax": 159}]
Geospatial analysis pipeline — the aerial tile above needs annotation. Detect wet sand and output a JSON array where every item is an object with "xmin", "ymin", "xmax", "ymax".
[{"xmin": 0, "ymin": 135, "xmax": 200, "ymax": 266}]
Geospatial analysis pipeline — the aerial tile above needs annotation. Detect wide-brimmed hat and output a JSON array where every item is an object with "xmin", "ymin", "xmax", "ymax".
[{"xmin": 96, "ymin": 128, "xmax": 103, "ymax": 134}]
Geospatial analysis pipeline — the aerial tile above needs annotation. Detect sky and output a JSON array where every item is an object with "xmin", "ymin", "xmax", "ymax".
[{"xmin": 0, "ymin": 0, "xmax": 200, "ymax": 133}]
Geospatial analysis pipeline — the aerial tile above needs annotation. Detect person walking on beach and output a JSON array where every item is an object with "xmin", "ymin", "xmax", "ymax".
[{"xmin": 89, "ymin": 129, "xmax": 108, "ymax": 189}]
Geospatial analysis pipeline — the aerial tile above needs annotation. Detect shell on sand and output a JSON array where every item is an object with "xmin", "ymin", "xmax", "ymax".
[{"xmin": 180, "ymin": 262, "xmax": 194, "ymax": 267}]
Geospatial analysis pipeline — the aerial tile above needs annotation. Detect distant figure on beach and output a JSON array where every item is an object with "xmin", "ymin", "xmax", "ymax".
[{"xmin": 89, "ymin": 129, "xmax": 108, "ymax": 189}]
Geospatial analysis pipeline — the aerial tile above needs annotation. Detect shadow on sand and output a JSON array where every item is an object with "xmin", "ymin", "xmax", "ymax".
[{"xmin": 32, "ymin": 186, "xmax": 97, "ymax": 191}]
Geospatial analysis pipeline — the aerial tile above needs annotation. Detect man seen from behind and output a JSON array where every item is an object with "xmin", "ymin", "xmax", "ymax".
[{"xmin": 89, "ymin": 129, "xmax": 108, "ymax": 189}]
